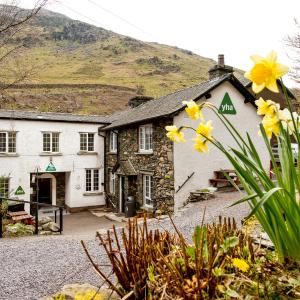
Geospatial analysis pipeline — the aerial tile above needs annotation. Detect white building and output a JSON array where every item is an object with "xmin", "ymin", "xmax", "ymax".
[{"xmin": 0, "ymin": 110, "xmax": 107, "ymax": 212}]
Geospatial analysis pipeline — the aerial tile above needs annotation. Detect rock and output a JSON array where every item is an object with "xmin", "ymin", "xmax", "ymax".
[
  {"xmin": 42, "ymin": 222, "xmax": 60, "ymax": 232},
  {"xmin": 38, "ymin": 216, "xmax": 53, "ymax": 226},
  {"xmin": 40, "ymin": 230, "xmax": 52, "ymax": 235},
  {"xmin": 38, "ymin": 297, "xmax": 53, "ymax": 300}
]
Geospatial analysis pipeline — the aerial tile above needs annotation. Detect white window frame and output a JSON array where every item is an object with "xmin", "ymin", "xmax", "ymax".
[
  {"xmin": 85, "ymin": 169, "xmax": 100, "ymax": 192},
  {"xmin": 0, "ymin": 177, "xmax": 9, "ymax": 197},
  {"xmin": 80, "ymin": 132, "xmax": 95, "ymax": 152},
  {"xmin": 0, "ymin": 131, "xmax": 16, "ymax": 153},
  {"xmin": 42, "ymin": 132, "xmax": 60, "ymax": 153},
  {"xmin": 143, "ymin": 175, "xmax": 154, "ymax": 208},
  {"xmin": 110, "ymin": 171, "xmax": 116, "ymax": 194},
  {"xmin": 110, "ymin": 131, "xmax": 118, "ymax": 152},
  {"xmin": 139, "ymin": 124, "xmax": 153, "ymax": 153}
]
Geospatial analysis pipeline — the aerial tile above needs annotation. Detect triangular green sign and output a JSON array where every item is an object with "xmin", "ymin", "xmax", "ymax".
[
  {"xmin": 46, "ymin": 162, "xmax": 56, "ymax": 172},
  {"xmin": 218, "ymin": 92, "xmax": 237, "ymax": 115},
  {"xmin": 15, "ymin": 186, "xmax": 25, "ymax": 195}
]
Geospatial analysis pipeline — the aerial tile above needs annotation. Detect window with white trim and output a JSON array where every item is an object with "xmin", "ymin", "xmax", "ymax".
[
  {"xmin": 143, "ymin": 175, "xmax": 154, "ymax": 208},
  {"xmin": 139, "ymin": 124, "xmax": 153, "ymax": 152},
  {"xmin": 43, "ymin": 132, "xmax": 59, "ymax": 152},
  {"xmin": 0, "ymin": 132, "xmax": 16, "ymax": 153},
  {"xmin": 80, "ymin": 133, "xmax": 94, "ymax": 151},
  {"xmin": 110, "ymin": 171, "xmax": 116, "ymax": 194},
  {"xmin": 110, "ymin": 131, "xmax": 117, "ymax": 152},
  {"xmin": 0, "ymin": 177, "xmax": 9, "ymax": 197},
  {"xmin": 85, "ymin": 169, "xmax": 100, "ymax": 192}
]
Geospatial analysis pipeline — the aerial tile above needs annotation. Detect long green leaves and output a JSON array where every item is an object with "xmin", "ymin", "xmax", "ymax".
[{"xmin": 210, "ymin": 96, "xmax": 300, "ymax": 261}]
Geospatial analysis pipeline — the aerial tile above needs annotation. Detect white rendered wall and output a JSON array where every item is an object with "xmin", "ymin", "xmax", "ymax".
[
  {"xmin": 0, "ymin": 119, "xmax": 105, "ymax": 211},
  {"xmin": 173, "ymin": 81, "xmax": 269, "ymax": 209}
]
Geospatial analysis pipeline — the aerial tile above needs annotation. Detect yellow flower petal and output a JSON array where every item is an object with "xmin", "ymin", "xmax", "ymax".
[
  {"xmin": 192, "ymin": 135, "xmax": 209, "ymax": 153},
  {"xmin": 182, "ymin": 100, "xmax": 202, "ymax": 120},
  {"xmin": 232, "ymin": 258, "xmax": 250, "ymax": 272},
  {"xmin": 165, "ymin": 125, "xmax": 186, "ymax": 142},
  {"xmin": 196, "ymin": 120, "xmax": 213, "ymax": 139},
  {"xmin": 245, "ymin": 51, "xmax": 289, "ymax": 94}
]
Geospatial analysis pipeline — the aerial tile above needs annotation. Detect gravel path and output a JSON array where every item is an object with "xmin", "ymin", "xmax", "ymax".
[{"xmin": 0, "ymin": 191, "xmax": 249, "ymax": 300}]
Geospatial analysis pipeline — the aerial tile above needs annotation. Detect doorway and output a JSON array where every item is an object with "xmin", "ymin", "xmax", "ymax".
[
  {"xmin": 119, "ymin": 176, "xmax": 125, "ymax": 213},
  {"xmin": 39, "ymin": 178, "xmax": 52, "ymax": 204}
]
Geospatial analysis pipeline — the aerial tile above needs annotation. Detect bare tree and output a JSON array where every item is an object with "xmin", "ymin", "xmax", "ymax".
[
  {"xmin": 0, "ymin": 0, "xmax": 47, "ymax": 102},
  {"xmin": 285, "ymin": 18, "xmax": 300, "ymax": 83}
]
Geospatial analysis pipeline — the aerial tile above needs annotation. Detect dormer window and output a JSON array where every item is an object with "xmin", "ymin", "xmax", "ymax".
[
  {"xmin": 110, "ymin": 131, "xmax": 118, "ymax": 152},
  {"xmin": 139, "ymin": 124, "xmax": 153, "ymax": 153}
]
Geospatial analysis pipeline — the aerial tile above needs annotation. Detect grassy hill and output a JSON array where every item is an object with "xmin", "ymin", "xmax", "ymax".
[
  {"xmin": 0, "ymin": 6, "xmax": 218, "ymax": 114},
  {"xmin": 2, "ymin": 6, "xmax": 298, "ymax": 115}
]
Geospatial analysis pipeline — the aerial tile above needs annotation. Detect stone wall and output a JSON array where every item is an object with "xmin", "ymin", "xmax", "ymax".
[
  {"xmin": 105, "ymin": 117, "xmax": 174, "ymax": 211},
  {"xmin": 54, "ymin": 172, "xmax": 65, "ymax": 207}
]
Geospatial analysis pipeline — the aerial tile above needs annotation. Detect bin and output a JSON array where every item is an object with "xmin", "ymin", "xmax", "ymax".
[{"xmin": 125, "ymin": 196, "xmax": 136, "ymax": 218}]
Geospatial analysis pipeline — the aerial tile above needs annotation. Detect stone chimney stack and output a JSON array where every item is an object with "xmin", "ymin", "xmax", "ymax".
[
  {"xmin": 208, "ymin": 54, "xmax": 233, "ymax": 80},
  {"xmin": 128, "ymin": 96, "xmax": 154, "ymax": 108}
]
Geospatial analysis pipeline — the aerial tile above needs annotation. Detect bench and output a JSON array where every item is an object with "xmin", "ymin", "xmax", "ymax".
[
  {"xmin": 8, "ymin": 211, "xmax": 33, "ymax": 225},
  {"xmin": 210, "ymin": 169, "xmax": 240, "ymax": 188}
]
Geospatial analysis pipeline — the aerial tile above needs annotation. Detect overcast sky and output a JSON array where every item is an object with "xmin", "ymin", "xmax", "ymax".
[{"xmin": 7, "ymin": 0, "xmax": 300, "ymax": 87}]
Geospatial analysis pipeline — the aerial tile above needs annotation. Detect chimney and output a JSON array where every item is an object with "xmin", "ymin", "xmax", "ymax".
[
  {"xmin": 128, "ymin": 96, "xmax": 154, "ymax": 108},
  {"xmin": 208, "ymin": 54, "xmax": 233, "ymax": 80}
]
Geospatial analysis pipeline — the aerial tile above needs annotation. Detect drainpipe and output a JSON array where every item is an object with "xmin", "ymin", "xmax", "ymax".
[{"xmin": 98, "ymin": 130, "xmax": 107, "ymax": 207}]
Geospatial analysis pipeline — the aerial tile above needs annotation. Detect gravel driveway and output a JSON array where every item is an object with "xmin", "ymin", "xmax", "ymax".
[{"xmin": 0, "ymin": 191, "xmax": 249, "ymax": 300}]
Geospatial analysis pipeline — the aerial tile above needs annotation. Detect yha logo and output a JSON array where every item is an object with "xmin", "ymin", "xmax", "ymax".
[{"xmin": 218, "ymin": 92, "xmax": 237, "ymax": 115}]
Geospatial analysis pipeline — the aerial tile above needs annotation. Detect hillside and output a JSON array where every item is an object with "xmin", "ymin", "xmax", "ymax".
[{"xmin": 0, "ymin": 6, "xmax": 219, "ymax": 114}]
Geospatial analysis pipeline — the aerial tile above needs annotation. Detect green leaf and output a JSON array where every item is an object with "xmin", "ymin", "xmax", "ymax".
[
  {"xmin": 220, "ymin": 236, "xmax": 238, "ymax": 253},
  {"xmin": 288, "ymin": 278, "xmax": 300, "ymax": 287},
  {"xmin": 185, "ymin": 246, "xmax": 195, "ymax": 260},
  {"xmin": 193, "ymin": 225, "xmax": 202, "ymax": 247},
  {"xmin": 226, "ymin": 288, "xmax": 240, "ymax": 298}
]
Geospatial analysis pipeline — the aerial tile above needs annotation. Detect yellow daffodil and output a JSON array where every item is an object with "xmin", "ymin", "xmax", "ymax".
[
  {"xmin": 245, "ymin": 51, "xmax": 289, "ymax": 93},
  {"xmin": 182, "ymin": 100, "xmax": 203, "ymax": 120},
  {"xmin": 196, "ymin": 120, "xmax": 213, "ymax": 140},
  {"xmin": 255, "ymin": 97, "xmax": 279, "ymax": 116},
  {"xmin": 232, "ymin": 258, "xmax": 250, "ymax": 272},
  {"xmin": 165, "ymin": 125, "xmax": 186, "ymax": 142},
  {"xmin": 193, "ymin": 135, "xmax": 209, "ymax": 153},
  {"xmin": 279, "ymin": 108, "xmax": 300, "ymax": 134},
  {"xmin": 262, "ymin": 114, "xmax": 280, "ymax": 138}
]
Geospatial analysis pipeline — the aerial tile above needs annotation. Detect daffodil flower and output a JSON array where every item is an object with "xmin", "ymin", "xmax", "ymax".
[
  {"xmin": 196, "ymin": 120, "xmax": 213, "ymax": 140},
  {"xmin": 262, "ymin": 114, "xmax": 280, "ymax": 138},
  {"xmin": 165, "ymin": 125, "xmax": 186, "ymax": 142},
  {"xmin": 192, "ymin": 135, "xmax": 209, "ymax": 153},
  {"xmin": 232, "ymin": 258, "xmax": 250, "ymax": 272},
  {"xmin": 182, "ymin": 100, "xmax": 203, "ymax": 120},
  {"xmin": 279, "ymin": 108, "xmax": 300, "ymax": 134},
  {"xmin": 255, "ymin": 97, "xmax": 279, "ymax": 116},
  {"xmin": 245, "ymin": 51, "xmax": 289, "ymax": 93}
]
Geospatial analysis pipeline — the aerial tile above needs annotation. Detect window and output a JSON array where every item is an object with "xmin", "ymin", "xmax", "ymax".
[
  {"xmin": 85, "ymin": 169, "xmax": 100, "ymax": 192},
  {"xmin": 80, "ymin": 133, "xmax": 94, "ymax": 152},
  {"xmin": 143, "ymin": 175, "xmax": 154, "ymax": 208},
  {"xmin": 109, "ymin": 171, "xmax": 116, "ymax": 194},
  {"xmin": 110, "ymin": 131, "xmax": 117, "ymax": 152},
  {"xmin": 139, "ymin": 124, "xmax": 153, "ymax": 152},
  {"xmin": 0, "ymin": 132, "xmax": 16, "ymax": 153},
  {"xmin": 0, "ymin": 177, "xmax": 9, "ymax": 197},
  {"xmin": 43, "ymin": 132, "xmax": 59, "ymax": 152}
]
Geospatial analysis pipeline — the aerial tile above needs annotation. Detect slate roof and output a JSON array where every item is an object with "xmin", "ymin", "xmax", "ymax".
[
  {"xmin": 0, "ymin": 109, "xmax": 109, "ymax": 124},
  {"xmin": 115, "ymin": 160, "xmax": 137, "ymax": 176},
  {"xmin": 104, "ymin": 74, "xmax": 255, "ymax": 130}
]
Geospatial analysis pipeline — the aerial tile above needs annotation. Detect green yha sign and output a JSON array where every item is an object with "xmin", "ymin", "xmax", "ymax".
[{"xmin": 218, "ymin": 92, "xmax": 237, "ymax": 115}]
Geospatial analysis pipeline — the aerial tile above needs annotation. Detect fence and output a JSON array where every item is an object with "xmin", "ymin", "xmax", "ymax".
[{"xmin": 0, "ymin": 197, "xmax": 64, "ymax": 238}]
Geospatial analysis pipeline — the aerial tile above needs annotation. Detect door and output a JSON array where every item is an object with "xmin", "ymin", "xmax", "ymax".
[
  {"xmin": 119, "ymin": 176, "xmax": 126, "ymax": 213},
  {"xmin": 39, "ymin": 178, "xmax": 52, "ymax": 205}
]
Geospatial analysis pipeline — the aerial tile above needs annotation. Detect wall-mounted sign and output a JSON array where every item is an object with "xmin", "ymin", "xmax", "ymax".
[
  {"xmin": 218, "ymin": 92, "xmax": 236, "ymax": 115},
  {"xmin": 46, "ymin": 162, "xmax": 56, "ymax": 172},
  {"xmin": 15, "ymin": 186, "xmax": 25, "ymax": 195}
]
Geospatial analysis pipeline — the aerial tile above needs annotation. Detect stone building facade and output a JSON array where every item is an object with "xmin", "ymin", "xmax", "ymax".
[{"xmin": 105, "ymin": 117, "xmax": 174, "ymax": 212}]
